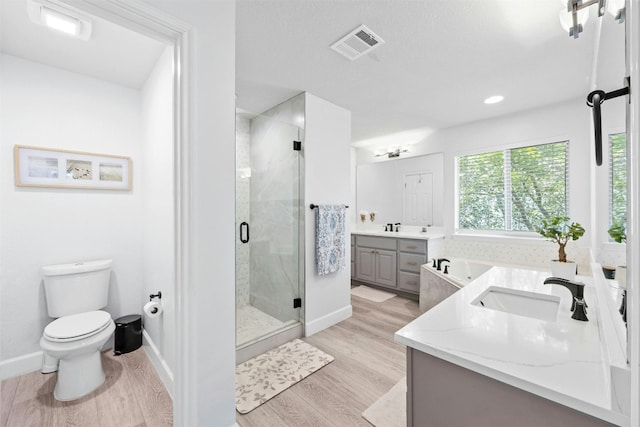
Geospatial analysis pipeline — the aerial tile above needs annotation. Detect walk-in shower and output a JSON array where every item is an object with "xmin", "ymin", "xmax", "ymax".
[{"xmin": 235, "ymin": 94, "xmax": 305, "ymax": 361}]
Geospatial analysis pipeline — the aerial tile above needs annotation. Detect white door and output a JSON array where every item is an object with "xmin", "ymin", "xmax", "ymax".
[{"xmin": 403, "ymin": 172, "xmax": 433, "ymax": 225}]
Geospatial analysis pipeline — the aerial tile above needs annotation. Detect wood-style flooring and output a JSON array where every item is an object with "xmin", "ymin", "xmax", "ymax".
[
  {"xmin": 237, "ymin": 290, "xmax": 421, "ymax": 426},
  {"xmin": 1, "ymin": 348, "xmax": 172, "ymax": 427}
]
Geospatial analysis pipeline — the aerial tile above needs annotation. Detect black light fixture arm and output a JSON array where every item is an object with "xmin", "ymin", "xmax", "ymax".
[{"xmin": 586, "ymin": 78, "xmax": 630, "ymax": 166}]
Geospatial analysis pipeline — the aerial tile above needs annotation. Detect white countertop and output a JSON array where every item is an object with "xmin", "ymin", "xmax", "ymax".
[
  {"xmin": 395, "ymin": 266, "xmax": 627, "ymax": 426},
  {"xmin": 351, "ymin": 229, "xmax": 445, "ymax": 241}
]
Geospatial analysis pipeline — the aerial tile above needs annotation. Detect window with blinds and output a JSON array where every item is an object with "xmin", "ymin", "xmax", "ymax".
[
  {"xmin": 457, "ymin": 141, "xmax": 569, "ymax": 232},
  {"xmin": 609, "ymin": 133, "xmax": 627, "ymax": 229}
]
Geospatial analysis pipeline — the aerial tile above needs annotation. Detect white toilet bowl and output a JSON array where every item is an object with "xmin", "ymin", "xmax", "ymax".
[{"xmin": 40, "ymin": 310, "xmax": 115, "ymax": 401}]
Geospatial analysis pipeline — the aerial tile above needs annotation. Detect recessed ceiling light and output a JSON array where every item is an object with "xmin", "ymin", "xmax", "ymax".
[
  {"xmin": 42, "ymin": 7, "xmax": 80, "ymax": 36},
  {"xmin": 484, "ymin": 95, "xmax": 504, "ymax": 105},
  {"xmin": 27, "ymin": 0, "xmax": 92, "ymax": 40}
]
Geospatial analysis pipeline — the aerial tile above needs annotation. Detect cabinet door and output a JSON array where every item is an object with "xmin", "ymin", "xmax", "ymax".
[
  {"xmin": 376, "ymin": 249, "xmax": 397, "ymax": 287},
  {"xmin": 356, "ymin": 247, "xmax": 376, "ymax": 282}
]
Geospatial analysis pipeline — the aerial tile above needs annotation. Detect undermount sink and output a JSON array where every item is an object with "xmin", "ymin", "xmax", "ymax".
[{"xmin": 471, "ymin": 286, "xmax": 560, "ymax": 321}]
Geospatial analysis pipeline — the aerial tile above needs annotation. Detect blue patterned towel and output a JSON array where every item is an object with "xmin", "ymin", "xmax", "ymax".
[{"xmin": 315, "ymin": 205, "xmax": 346, "ymax": 276}]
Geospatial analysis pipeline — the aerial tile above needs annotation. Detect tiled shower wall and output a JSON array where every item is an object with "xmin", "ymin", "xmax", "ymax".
[{"xmin": 236, "ymin": 114, "xmax": 251, "ymax": 307}]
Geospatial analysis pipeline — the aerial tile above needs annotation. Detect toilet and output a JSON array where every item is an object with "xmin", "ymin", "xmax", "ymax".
[{"xmin": 40, "ymin": 259, "xmax": 115, "ymax": 401}]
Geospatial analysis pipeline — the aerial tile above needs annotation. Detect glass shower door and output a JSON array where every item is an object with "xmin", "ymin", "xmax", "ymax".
[{"xmin": 235, "ymin": 111, "xmax": 302, "ymax": 348}]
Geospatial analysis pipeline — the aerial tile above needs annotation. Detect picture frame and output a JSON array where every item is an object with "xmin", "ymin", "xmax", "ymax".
[{"xmin": 14, "ymin": 145, "xmax": 132, "ymax": 190}]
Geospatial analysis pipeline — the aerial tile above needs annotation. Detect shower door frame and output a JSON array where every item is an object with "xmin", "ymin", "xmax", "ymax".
[{"xmin": 235, "ymin": 107, "xmax": 305, "ymax": 362}]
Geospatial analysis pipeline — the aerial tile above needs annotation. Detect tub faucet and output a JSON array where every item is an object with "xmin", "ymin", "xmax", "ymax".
[
  {"xmin": 543, "ymin": 277, "xmax": 588, "ymax": 321},
  {"xmin": 436, "ymin": 258, "xmax": 450, "ymax": 271}
]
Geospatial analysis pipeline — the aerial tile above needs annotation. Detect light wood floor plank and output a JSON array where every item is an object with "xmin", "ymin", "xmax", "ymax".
[
  {"xmin": 120, "ymin": 348, "xmax": 173, "ymax": 426},
  {"xmin": 237, "ymin": 293, "xmax": 420, "ymax": 426},
  {"xmin": 0, "ymin": 376, "xmax": 19, "ymax": 427},
  {"xmin": 1, "ymin": 348, "xmax": 171, "ymax": 427},
  {"xmin": 50, "ymin": 394, "xmax": 100, "ymax": 427},
  {"xmin": 93, "ymin": 351, "xmax": 147, "ymax": 427}
]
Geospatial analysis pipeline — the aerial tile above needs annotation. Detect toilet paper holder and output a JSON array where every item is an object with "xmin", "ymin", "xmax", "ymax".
[{"xmin": 149, "ymin": 291, "xmax": 162, "ymax": 301}]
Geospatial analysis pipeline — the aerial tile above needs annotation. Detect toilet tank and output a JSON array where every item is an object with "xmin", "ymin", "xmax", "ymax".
[{"xmin": 41, "ymin": 259, "xmax": 112, "ymax": 318}]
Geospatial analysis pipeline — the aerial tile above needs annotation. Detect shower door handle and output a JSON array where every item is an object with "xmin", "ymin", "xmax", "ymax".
[{"xmin": 240, "ymin": 222, "xmax": 250, "ymax": 243}]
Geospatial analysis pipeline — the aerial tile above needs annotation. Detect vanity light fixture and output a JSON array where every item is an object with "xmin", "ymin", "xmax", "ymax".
[
  {"xmin": 27, "ymin": 0, "xmax": 92, "ymax": 40},
  {"xmin": 559, "ymin": 0, "xmax": 624, "ymax": 39},
  {"xmin": 484, "ymin": 95, "xmax": 504, "ymax": 105},
  {"xmin": 375, "ymin": 148, "xmax": 408, "ymax": 159}
]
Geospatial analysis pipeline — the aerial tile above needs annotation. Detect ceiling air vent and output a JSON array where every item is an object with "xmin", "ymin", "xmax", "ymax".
[{"xmin": 330, "ymin": 25, "xmax": 385, "ymax": 61}]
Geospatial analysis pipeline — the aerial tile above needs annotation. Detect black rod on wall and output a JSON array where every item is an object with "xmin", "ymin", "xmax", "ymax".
[
  {"xmin": 586, "ymin": 78, "xmax": 630, "ymax": 166},
  {"xmin": 309, "ymin": 204, "xmax": 349, "ymax": 210}
]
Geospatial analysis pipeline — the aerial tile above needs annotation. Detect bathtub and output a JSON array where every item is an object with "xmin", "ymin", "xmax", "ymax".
[{"xmin": 419, "ymin": 259, "xmax": 494, "ymax": 312}]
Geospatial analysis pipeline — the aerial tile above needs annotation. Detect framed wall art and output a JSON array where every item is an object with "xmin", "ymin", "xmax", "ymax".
[{"xmin": 14, "ymin": 145, "xmax": 132, "ymax": 190}]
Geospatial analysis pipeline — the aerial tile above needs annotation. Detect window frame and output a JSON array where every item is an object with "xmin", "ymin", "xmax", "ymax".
[{"xmin": 454, "ymin": 137, "xmax": 570, "ymax": 238}]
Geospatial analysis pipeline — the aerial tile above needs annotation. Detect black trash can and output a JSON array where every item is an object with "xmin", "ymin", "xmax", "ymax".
[{"xmin": 114, "ymin": 314, "xmax": 142, "ymax": 355}]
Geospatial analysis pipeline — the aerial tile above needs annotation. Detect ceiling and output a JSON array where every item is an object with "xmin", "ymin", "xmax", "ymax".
[
  {"xmin": 0, "ymin": 0, "xmax": 165, "ymax": 89},
  {"xmin": 236, "ymin": 0, "xmax": 624, "ymax": 144},
  {"xmin": 0, "ymin": 1, "xmax": 625, "ymax": 146}
]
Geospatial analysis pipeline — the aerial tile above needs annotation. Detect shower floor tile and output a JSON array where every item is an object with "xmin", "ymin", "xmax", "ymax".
[{"xmin": 237, "ymin": 305, "xmax": 285, "ymax": 346}]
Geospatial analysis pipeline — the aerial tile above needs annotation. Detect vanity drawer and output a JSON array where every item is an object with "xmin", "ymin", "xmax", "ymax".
[
  {"xmin": 398, "ymin": 271, "xmax": 420, "ymax": 293},
  {"xmin": 398, "ymin": 239, "xmax": 427, "ymax": 254},
  {"xmin": 356, "ymin": 235, "xmax": 397, "ymax": 251},
  {"xmin": 398, "ymin": 253, "xmax": 426, "ymax": 273}
]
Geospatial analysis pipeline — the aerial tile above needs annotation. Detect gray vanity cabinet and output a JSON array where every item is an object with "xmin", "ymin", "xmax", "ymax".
[
  {"xmin": 397, "ymin": 239, "xmax": 427, "ymax": 293},
  {"xmin": 350, "ymin": 235, "xmax": 356, "ymax": 279},
  {"xmin": 355, "ymin": 236, "xmax": 397, "ymax": 287},
  {"xmin": 407, "ymin": 348, "xmax": 613, "ymax": 426}
]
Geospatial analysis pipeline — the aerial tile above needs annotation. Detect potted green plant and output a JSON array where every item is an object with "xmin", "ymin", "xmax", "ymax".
[
  {"xmin": 608, "ymin": 222, "xmax": 627, "ymax": 284},
  {"xmin": 536, "ymin": 216, "xmax": 585, "ymax": 280}
]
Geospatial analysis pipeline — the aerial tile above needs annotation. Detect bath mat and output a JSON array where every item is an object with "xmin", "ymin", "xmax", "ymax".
[
  {"xmin": 235, "ymin": 338, "xmax": 334, "ymax": 414},
  {"xmin": 351, "ymin": 285, "xmax": 396, "ymax": 302},
  {"xmin": 362, "ymin": 377, "xmax": 406, "ymax": 427}
]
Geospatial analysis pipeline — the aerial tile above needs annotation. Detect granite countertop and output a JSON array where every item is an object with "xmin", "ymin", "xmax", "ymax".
[
  {"xmin": 395, "ymin": 266, "xmax": 627, "ymax": 426},
  {"xmin": 351, "ymin": 229, "xmax": 445, "ymax": 241}
]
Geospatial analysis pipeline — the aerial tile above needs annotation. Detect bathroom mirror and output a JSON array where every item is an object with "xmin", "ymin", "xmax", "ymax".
[{"xmin": 355, "ymin": 153, "xmax": 444, "ymax": 227}]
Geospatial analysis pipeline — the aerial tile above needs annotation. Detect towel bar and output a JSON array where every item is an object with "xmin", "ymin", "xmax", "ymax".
[{"xmin": 309, "ymin": 204, "xmax": 349, "ymax": 210}]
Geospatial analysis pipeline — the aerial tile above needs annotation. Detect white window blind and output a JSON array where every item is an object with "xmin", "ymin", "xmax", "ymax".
[{"xmin": 457, "ymin": 141, "xmax": 569, "ymax": 232}]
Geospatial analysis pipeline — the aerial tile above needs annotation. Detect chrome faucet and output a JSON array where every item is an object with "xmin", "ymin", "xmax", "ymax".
[{"xmin": 543, "ymin": 277, "xmax": 588, "ymax": 321}]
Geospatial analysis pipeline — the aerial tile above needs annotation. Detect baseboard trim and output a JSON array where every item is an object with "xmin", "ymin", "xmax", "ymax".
[
  {"xmin": 142, "ymin": 329, "xmax": 175, "ymax": 398},
  {"xmin": 304, "ymin": 304, "xmax": 352, "ymax": 337},
  {"xmin": 0, "ymin": 351, "xmax": 42, "ymax": 380}
]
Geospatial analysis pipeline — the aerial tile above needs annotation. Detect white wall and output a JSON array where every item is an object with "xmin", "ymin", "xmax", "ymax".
[
  {"xmin": 141, "ymin": 46, "xmax": 175, "ymax": 386},
  {"xmin": 304, "ymin": 93, "xmax": 352, "ymax": 336},
  {"xmin": 0, "ymin": 54, "xmax": 143, "ymax": 361},
  {"xmin": 145, "ymin": 1, "xmax": 237, "ymax": 426}
]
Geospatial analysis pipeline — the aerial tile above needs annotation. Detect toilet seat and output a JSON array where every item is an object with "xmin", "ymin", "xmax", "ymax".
[{"xmin": 44, "ymin": 310, "xmax": 112, "ymax": 343}]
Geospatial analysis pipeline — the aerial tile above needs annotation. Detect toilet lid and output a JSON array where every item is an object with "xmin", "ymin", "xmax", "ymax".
[{"xmin": 44, "ymin": 310, "xmax": 112, "ymax": 341}]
